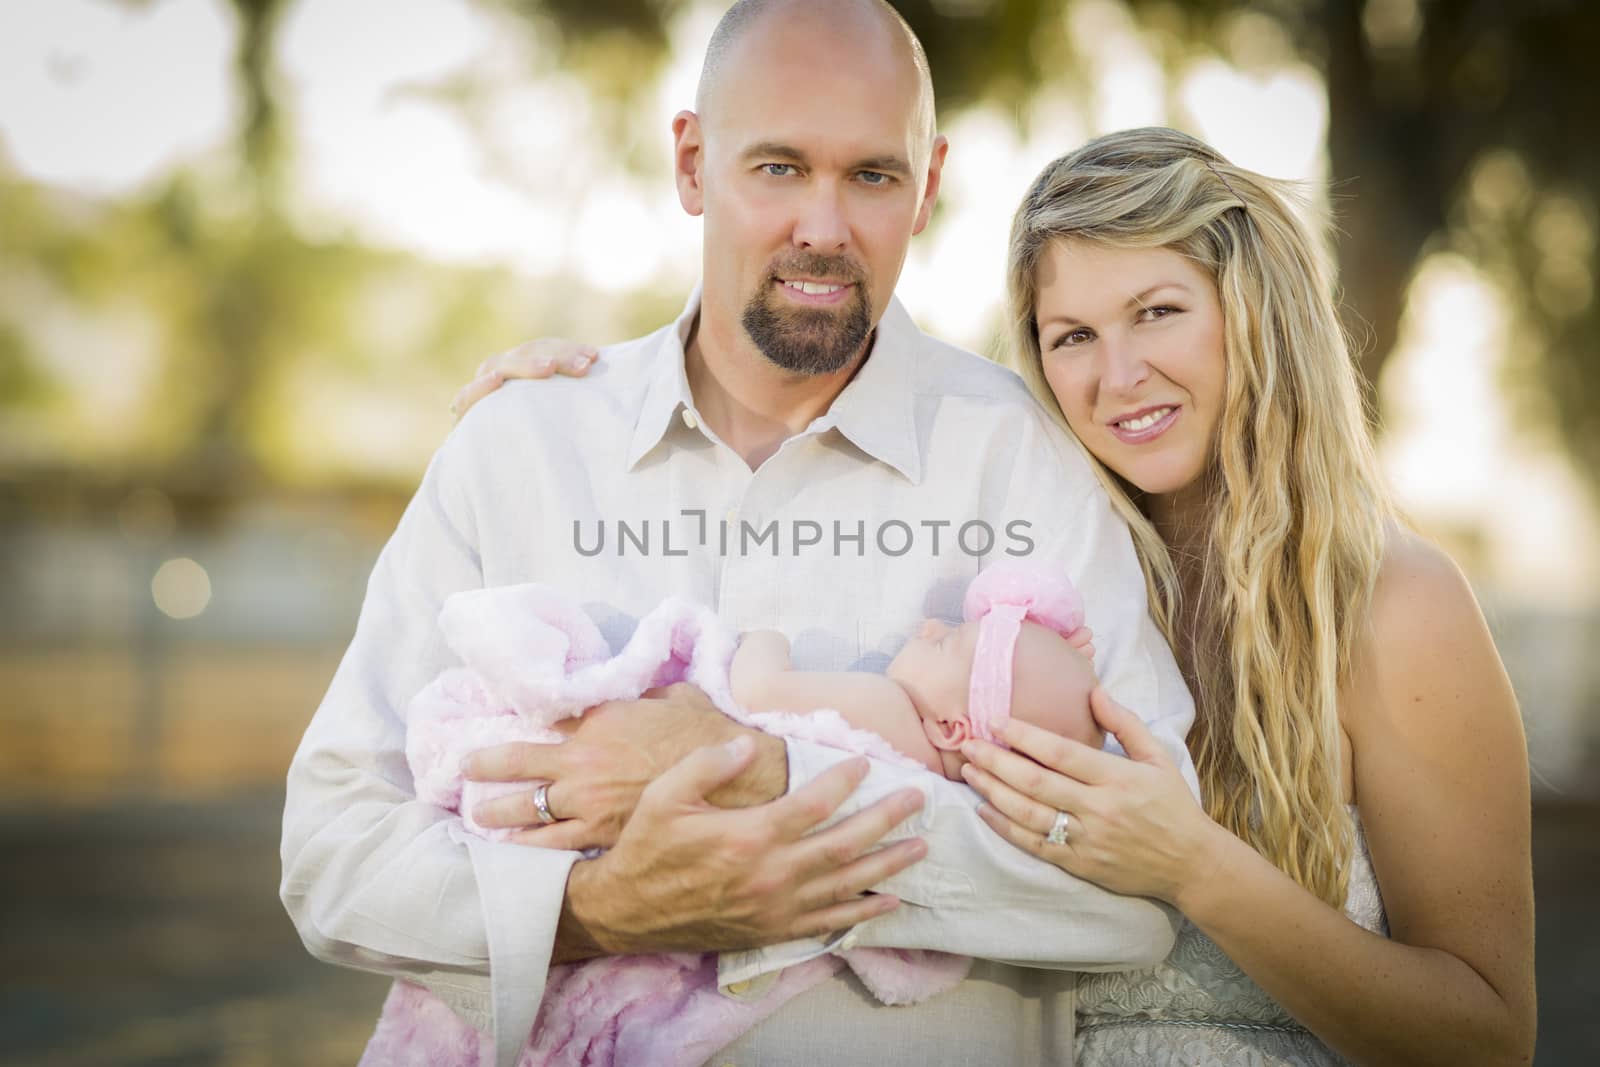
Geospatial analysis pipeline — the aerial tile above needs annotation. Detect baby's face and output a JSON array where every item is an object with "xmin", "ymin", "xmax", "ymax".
[{"xmin": 886, "ymin": 617, "xmax": 980, "ymax": 722}]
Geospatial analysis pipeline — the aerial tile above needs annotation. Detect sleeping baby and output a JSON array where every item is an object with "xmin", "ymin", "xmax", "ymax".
[
  {"xmin": 730, "ymin": 559, "xmax": 1103, "ymax": 773},
  {"xmin": 367, "ymin": 558, "xmax": 1103, "ymax": 1067}
]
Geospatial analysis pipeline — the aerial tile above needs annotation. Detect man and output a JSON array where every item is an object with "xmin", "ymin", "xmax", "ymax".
[{"xmin": 280, "ymin": 1, "xmax": 1197, "ymax": 1064}]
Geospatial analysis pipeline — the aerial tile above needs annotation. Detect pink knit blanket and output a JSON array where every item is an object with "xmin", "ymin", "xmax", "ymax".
[{"xmin": 361, "ymin": 583, "xmax": 970, "ymax": 1067}]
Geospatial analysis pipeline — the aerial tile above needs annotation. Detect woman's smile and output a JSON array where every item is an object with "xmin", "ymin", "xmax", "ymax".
[{"xmin": 1106, "ymin": 403, "xmax": 1181, "ymax": 444}]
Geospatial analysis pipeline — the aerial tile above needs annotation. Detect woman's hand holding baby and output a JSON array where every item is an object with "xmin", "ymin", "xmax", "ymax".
[{"xmin": 959, "ymin": 686, "xmax": 1225, "ymax": 906}]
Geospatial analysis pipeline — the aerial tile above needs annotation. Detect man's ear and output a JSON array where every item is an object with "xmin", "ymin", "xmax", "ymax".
[
  {"xmin": 672, "ymin": 110, "xmax": 705, "ymax": 217},
  {"xmin": 922, "ymin": 714, "xmax": 970, "ymax": 752},
  {"xmin": 911, "ymin": 134, "xmax": 948, "ymax": 237}
]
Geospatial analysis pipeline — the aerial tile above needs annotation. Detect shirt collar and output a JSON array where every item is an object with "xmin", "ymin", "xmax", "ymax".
[
  {"xmin": 625, "ymin": 287, "xmax": 924, "ymax": 484},
  {"xmin": 624, "ymin": 291, "xmax": 702, "ymax": 471},
  {"xmin": 816, "ymin": 295, "xmax": 922, "ymax": 484}
]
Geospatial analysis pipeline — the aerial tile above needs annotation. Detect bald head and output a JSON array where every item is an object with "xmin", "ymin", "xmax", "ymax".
[
  {"xmin": 1007, "ymin": 621, "xmax": 1105, "ymax": 749},
  {"xmin": 675, "ymin": 0, "xmax": 948, "ymax": 381},
  {"xmin": 695, "ymin": 0, "xmax": 937, "ymax": 167}
]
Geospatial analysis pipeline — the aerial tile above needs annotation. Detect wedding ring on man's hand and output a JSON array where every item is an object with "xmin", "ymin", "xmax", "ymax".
[
  {"xmin": 532, "ymin": 780, "xmax": 558, "ymax": 824},
  {"xmin": 1046, "ymin": 810, "xmax": 1070, "ymax": 845}
]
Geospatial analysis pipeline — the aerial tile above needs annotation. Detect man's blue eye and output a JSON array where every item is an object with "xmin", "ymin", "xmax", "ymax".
[
  {"xmin": 762, "ymin": 164, "xmax": 796, "ymax": 177},
  {"xmin": 858, "ymin": 171, "xmax": 891, "ymax": 185}
]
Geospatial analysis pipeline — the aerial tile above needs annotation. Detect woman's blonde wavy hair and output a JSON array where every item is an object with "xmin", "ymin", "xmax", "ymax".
[{"xmin": 1005, "ymin": 127, "xmax": 1394, "ymax": 906}]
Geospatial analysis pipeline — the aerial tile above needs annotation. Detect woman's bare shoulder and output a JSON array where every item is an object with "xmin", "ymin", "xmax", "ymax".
[
  {"xmin": 1368, "ymin": 523, "xmax": 1479, "ymax": 645},
  {"xmin": 1352, "ymin": 522, "xmax": 1514, "ymax": 736}
]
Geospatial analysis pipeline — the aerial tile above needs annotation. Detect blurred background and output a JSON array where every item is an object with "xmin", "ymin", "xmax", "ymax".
[{"xmin": 1, "ymin": 0, "xmax": 1596, "ymax": 1063}]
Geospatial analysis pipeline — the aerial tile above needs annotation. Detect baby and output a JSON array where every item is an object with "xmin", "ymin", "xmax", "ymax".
[
  {"xmin": 730, "ymin": 559, "xmax": 1105, "ymax": 778},
  {"xmin": 373, "ymin": 560, "xmax": 1105, "ymax": 1066}
]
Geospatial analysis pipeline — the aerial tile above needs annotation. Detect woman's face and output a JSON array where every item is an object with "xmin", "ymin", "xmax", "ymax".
[{"xmin": 1033, "ymin": 241, "xmax": 1227, "ymax": 499}]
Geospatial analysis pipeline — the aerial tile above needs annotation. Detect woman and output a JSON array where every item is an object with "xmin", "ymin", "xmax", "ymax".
[
  {"xmin": 452, "ymin": 128, "xmax": 1535, "ymax": 1065},
  {"xmin": 963, "ymin": 127, "xmax": 1535, "ymax": 1065}
]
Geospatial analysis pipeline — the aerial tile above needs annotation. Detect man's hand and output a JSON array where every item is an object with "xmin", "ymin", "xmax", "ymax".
[
  {"xmin": 463, "ymin": 683, "xmax": 786, "ymax": 851},
  {"xmin": 557, "ymin": 736, "xmax": 928, "ymax": 960}
]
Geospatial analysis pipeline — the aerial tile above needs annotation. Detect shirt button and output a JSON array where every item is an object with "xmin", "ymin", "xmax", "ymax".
[
  {"xmin": 725, "ymin": 508, "xmax": 738, "ymax": 523},
  {"xmin": 836, "ymin": 930, "xmax": 860, "ymax": 951},
  {"xmin": 724, "ymin": 979, "xmax": 752, "ymax": 995},
  {"xmin": 681, "ymin": 408, "xmax": 698, "ymax": 430}
]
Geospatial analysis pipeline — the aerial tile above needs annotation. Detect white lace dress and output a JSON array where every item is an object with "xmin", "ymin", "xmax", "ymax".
[{"xmin": 1075, "ymin": 810, "xmax": 1387, "ymax": 1066}]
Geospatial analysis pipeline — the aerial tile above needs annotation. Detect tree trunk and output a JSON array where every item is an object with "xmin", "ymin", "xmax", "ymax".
[{"xmin": 1320, "ymin": 0, "xmax": 1442, "ymax": 422}]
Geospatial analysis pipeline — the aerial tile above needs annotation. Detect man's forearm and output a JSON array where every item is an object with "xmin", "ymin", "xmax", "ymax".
[
  {"xmin": 552, "ymin": 859, "xmax": 612, "ymax": 964},
  {"xmin": 551, "ymin": 729, "xmax": 788, "ymax": 963}
]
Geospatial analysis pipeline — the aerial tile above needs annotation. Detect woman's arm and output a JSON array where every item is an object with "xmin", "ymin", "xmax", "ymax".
[
  {"xmin": 1174, "ymin": 537, "xmax": 1533, "ymax": 1065},
  {"xmin": 960, "ymin": 533, "xmax": 1534, "ymax": 1066}
]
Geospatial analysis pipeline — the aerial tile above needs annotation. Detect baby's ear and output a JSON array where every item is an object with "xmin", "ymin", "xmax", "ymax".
[{"xmin": 923, "ymin": 716, "xmax": 971, "ymax": 752}]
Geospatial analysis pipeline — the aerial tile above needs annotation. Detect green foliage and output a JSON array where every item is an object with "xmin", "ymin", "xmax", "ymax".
[
  {"xmin": 4, "ymin": 0, "xmax": 1598, "ymax": 499},
  {"xmin": 0, "ymin": 321, "xmax": 54, "ymax": 407},
  {"xmin": 0, "ymin": 160, "xmax": 533, "ymax": 480}
]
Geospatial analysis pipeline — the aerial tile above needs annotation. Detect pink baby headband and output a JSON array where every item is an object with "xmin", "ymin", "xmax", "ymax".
[{"xmin": 962, "ymin": 560, "xmax": 1086, "ymax": 746}]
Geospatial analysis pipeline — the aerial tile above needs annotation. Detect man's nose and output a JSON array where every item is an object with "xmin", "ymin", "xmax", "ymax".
[{"xmin": 793, "ymin": 183, "xmax": 850, "ymax": 253}]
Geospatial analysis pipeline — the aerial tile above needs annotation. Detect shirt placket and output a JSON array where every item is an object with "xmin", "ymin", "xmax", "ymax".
[{"xmin": 715, "ymin": 442, "xmax": 801, "ymax": 634}]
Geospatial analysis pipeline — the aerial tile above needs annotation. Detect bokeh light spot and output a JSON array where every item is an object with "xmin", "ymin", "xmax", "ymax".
[{"xmin": 152, "ymin": 557, "xmax": 211, "ymax": 620}]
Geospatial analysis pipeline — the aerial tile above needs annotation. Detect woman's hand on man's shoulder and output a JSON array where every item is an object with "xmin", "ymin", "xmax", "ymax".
[{"xmin": 450, "ymin": 338, "xmax": 600, "ymax": 421}]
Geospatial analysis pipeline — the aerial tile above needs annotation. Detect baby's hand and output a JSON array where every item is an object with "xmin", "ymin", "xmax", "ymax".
[{"xmin": 1067, "ymin": 625, "xmax": 1095, "ymax": 664}]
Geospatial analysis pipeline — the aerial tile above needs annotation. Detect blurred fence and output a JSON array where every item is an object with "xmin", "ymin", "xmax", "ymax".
[
  {"xmin": 2, "ymin": 475, "xmax": 1597, "ymax": 1064},
  {"xmin": 0, "ymin": 478, "xmax": 393, "ymax": 803},
  {"xmin": 3, "ymin": 476, "xmax": 1596, "ymax": 805}
]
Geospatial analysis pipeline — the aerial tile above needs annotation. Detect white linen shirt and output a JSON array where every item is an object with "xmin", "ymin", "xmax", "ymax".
[{"xmin": 280, "ymin": 290, "xmax": 1197, "ymax": 1067}]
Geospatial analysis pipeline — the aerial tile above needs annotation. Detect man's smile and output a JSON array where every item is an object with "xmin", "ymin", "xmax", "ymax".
[{"xmin": 776, "ymin": 277, "xmax": 855, "ymax": 305}]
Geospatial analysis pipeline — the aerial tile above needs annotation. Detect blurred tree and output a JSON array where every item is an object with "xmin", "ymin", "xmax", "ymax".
[
  {"xmin": 1153, "ymin": 0, "xmax": 1600, "ymax": 483},
  {"xmin": 3, "ymin": 0, "xmax": 1596, "ymax": 493},
  {"xmin": 0, "ymin": 0, "xmax": 574, "ymax": 486},
  {"xmin": 496, "ymin": 0, "xmax": 1600, "ymax": 488}
]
